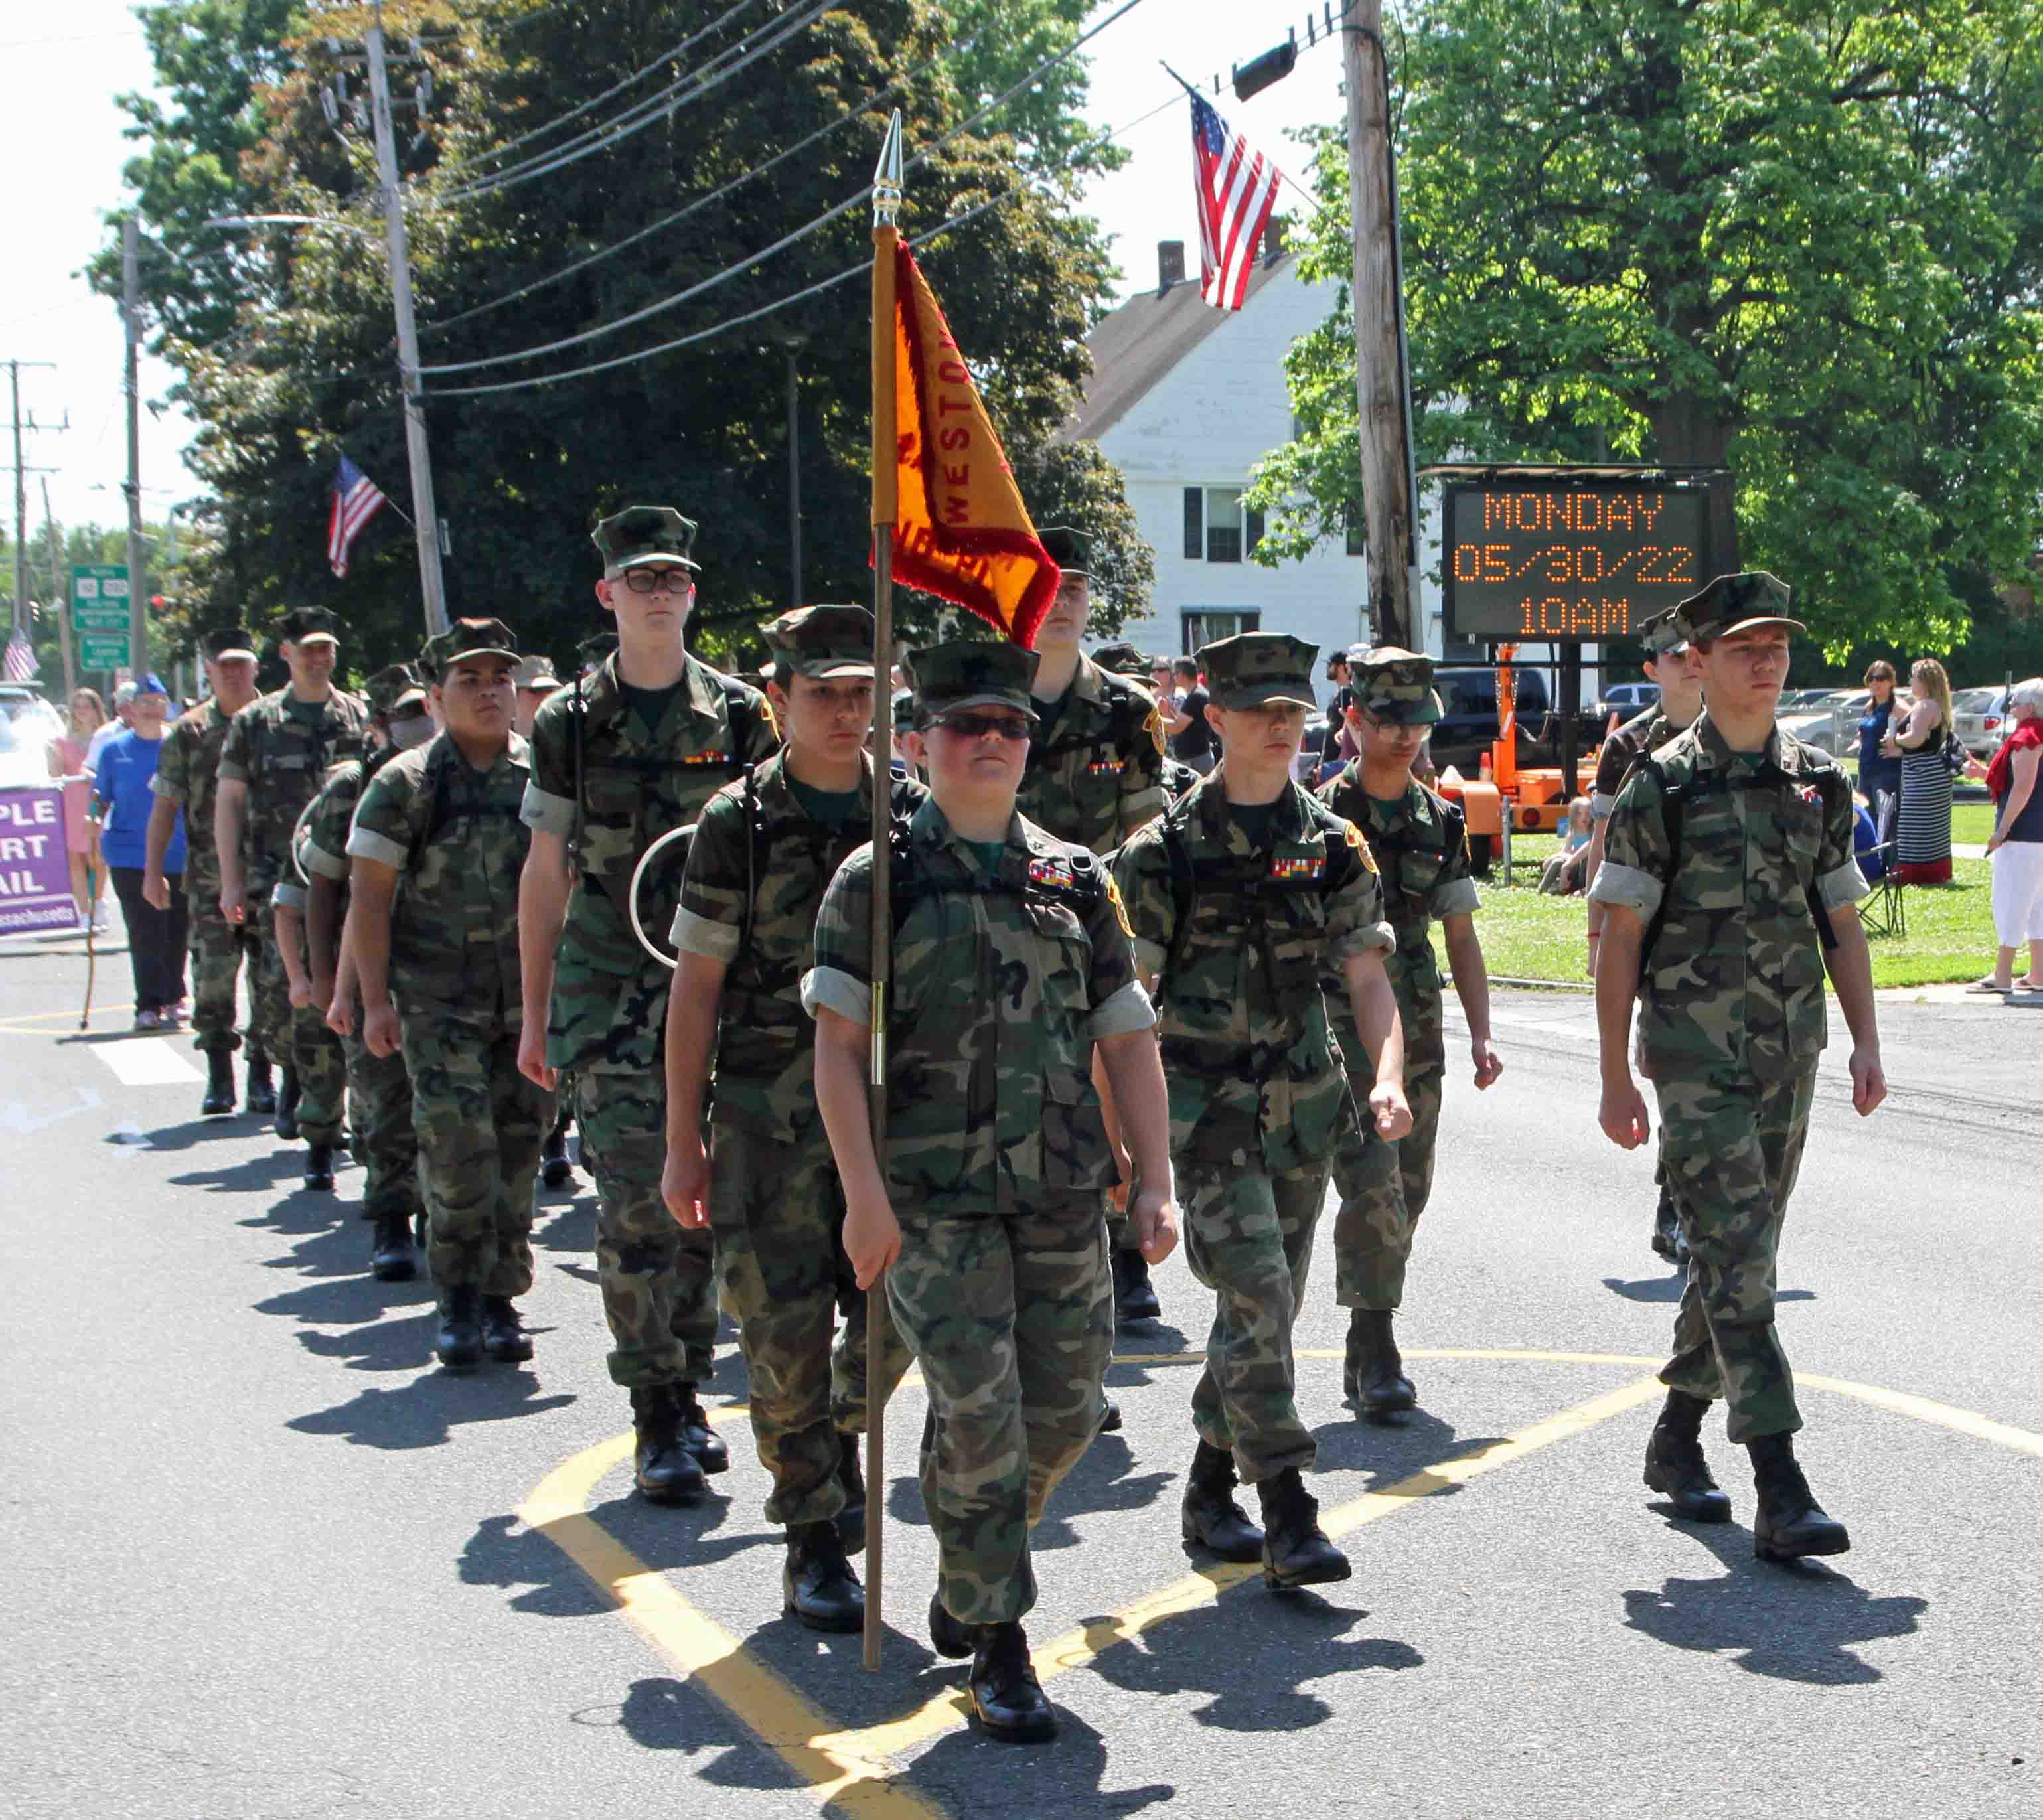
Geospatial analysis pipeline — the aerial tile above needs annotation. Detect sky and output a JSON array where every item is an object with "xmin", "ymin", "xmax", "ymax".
[{"xmin": 0, "ymin": 0, "xmax": 1349, "ymax": 541}]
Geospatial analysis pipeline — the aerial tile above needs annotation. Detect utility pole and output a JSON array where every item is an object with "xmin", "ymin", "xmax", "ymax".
[
  {"xmin": 123, "ymin": 216, "xmax": 151, "ymax": 676},
  {"xmin": 7, "ymin": 358, "xmax": 59, "ymax": 641},
  {"xmin": 1343, "ymin": 2, "xmax": 1421, "ymax": 650},
  {"xmin": 786, "ymin": 344, "xmax": 803, "ymax": 611},
  {"xmin": 42, "ymin": 481, "xmax": 76, "ymax": 701},
  {"xmin": 366, "ymin": 12, "xmax": 450, "ymax": 637}
]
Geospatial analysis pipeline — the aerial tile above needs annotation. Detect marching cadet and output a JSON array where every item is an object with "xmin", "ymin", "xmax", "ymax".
[
  {"xmin": 1583, "ymin": 609, "xmax": 1706, "ymax": 1264},
  {"xmin": 660, "ymin": 605, "xmax": 918, "ymax": 1626},
  {"xmin": 513, "ymin": 655, "xmax": 577, "ymax": 1193},
  {"xmin": 214, "ymin": 607, "xmax": 371, "ymax": 1186},
  {"xmin": 1317, "ymin": 650, "xmax": 1501, "ymax": 1419},
  {"xmin": 348, "ymin": 619, "xmax": 555, "ymax": 1370},
  {"xmin": 283, "ymin": 664, "xmax": 431, "ymax": 1282},
  {"xmin": 517, "ymin": 509, "xmax": 778, "ymax": 1483},
  {"xmin": 512, "ymin": 653, "xmax": 560, "ymax": 738},
  {"xmin": 1113, "ymin": 634, "xmax": 1408, "ymax": 1593},
  {"xmin": 1591, "ymin": 573, "xmax": 1885, "ymax": 1560},
  {"xmin": 806, "ymin": 641, "xmax": 1175, "ymax": 1744},
  {"xmin": 142, "ymin": 625, "xmax": 265, "ymax": 1116},
  {"xmin": 1018, "ymin": 528, "xmax": 1171, "ymax": 1327},
  {"xmin": 1092, "ymin": 642, "xmax": 1199, "ymax": 801}
]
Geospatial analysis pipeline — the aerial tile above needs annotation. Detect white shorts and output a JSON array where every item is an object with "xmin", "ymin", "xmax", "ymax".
[{"xmin": 1990, "ymin": 840, "xmax": 2043, "ymax": 946}]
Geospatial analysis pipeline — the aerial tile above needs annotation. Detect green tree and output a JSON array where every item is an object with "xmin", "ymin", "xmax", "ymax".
[{"xmin": 1248, "ymin": 0, "xmax": 2043, "ymax": 654}]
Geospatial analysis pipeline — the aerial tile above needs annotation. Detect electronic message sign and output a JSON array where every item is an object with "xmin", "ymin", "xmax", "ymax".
[{"xmin": 1442, "ymin": 484, "xmax": 1710, "ymax": 642}]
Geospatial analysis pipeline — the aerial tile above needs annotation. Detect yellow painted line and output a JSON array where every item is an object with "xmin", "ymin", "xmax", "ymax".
[
  {"xmin": 1798, "ymin": 1374, "xmax": 2043, "ymax": 1458},
  {"xmin": 1116, "ymin": 1346, "xmax": 1667, "ymax": 1369},
  {"xmin": 0, "ymin": 999, "xmax": 136, "ymax": 1035},
  {"xmin": 516, "ymin": 1427, "xmax": 946, "ymax": 1820}
]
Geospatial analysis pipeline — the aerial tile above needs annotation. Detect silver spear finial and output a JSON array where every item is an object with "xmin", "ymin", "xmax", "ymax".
[{"xmin": 872, "ymin": 109, "xmax": 905, "ymax": 230}]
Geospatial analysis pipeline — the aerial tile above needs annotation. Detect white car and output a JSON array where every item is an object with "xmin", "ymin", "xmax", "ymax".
[
  {"xmin": 1601, "ymin": 681, "xmax": 1661, "ymax": 716},
  {"xmin": 1953, "ymin": 686, "xmax": 2010, "ymax": 760}
]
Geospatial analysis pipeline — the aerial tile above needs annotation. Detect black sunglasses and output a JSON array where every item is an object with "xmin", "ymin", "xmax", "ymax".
[{"xmin": 928, "ymin": 711, "xmax": 1030, "ymax": 742}]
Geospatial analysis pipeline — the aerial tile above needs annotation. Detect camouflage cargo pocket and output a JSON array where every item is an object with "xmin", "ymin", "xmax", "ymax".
[{"xmin": 1040, "ymin": 1067, "xmax": 1114, "ymax": 1190}]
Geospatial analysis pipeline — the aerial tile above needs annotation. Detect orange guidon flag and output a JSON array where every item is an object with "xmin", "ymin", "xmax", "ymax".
[{"xmin": 886, "ymin": 241, "xmax": 1060, "ymax": 648}]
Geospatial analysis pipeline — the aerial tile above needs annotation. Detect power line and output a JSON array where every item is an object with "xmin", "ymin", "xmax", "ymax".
[{"xmin": 419, "ymin": 0, "xmax": 1154, "ymax": 379}]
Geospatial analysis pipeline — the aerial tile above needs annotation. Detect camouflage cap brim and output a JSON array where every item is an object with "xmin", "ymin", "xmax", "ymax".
[
  {"xmin": 798, "ymin": 656, "xmax": 878, "ymax": 680},
  {"xmin": 1221, "ymin": 681, "xmax": 1319, "ymax": 712},
  {"xmin": 929, "ymin": 690, "xmax": 1041, "ymax": 723},
  {"xmin": 1364, "ymin": 692, "xmax": 1443, "ymax": 727},
  {"xmin": 1708, "ymin": 613, "xmax": 1807, "ymax": 641},
  {"xmin": 208, "ymin": 644, "xmax": 258, "ymax": 664}
]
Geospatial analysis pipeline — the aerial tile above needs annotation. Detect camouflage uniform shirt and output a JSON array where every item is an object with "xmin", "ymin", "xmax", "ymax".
[
  {"xmin": 520, "ymin": 650, "xmax": 779, "ymax": 1071},
  {"xmin": 216, "ymin": 687, "xmax": 372, "ymax": 897},
  {"xmin": 149, "ymin": 698, "xmax": 236, "ymax": 898},
  {"xmin": 1590, "ymin": 714, "xmax": 1868, "ymax": 1081},
  {"xmin": 1016, "ymin": 653, "xmax": 1168, "ymax": 854},
  {"xmin": 274, "ymin": 753, "xmax": 376, "ymax": 917},
  {"xmin": 672, "ymin": 751, "xmax": 924, "ymax": 1144},
  {"xmin": 802, "ymin": 798, "xmax": 1155, "ymax": 1215},
  {"xmin": 1590, "ymin": 702, "xmax": 1689, "ymax": 822},
  {"xmin": 348, "ymin": 731, "xmax": 534, "ymax": 1019},
  {"xmin": 1113, "ymin": 776, "xmax": 1394, "ymax": 1170},
  {"xmin": 1312, "ymin": 767, "xmax": 1479, "ymax": 1077}
]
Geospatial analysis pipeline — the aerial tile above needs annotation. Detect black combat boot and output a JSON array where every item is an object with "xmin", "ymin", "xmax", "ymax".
[
  {"xmin": 368, "ymin": 1211, "xmax": 417, "ymax": 1282},
  {"xmin": 631, "ymin": 1385, "xmax": 706, "ymax": 1503},
  {"xmin": 1747, "ymin": 1432, "xmax": 1850, "ymax": 1562},
  {"xmin": 1643, "ymin": 1389, "xmax": 1732, "ymax": 1523},
  {"xmin": 1100, "ymin": 1399, "xmax": 1124, "ymax": 1433},
  {"xmin": 435, "ymin": 1286, "xmax": 484, "ymax": 1371},
  {"xmin": 1181, "ymin": 1440, "xmax": 1265, "ymax": 1562},
  {"xmin": 481, "ymin": 1296, "xmax": 534, "ymax": 1363},
  {"xmin": 1112, "ymin": 1246, "xmax": 1161, "ymax": 1323},
  {"xmin": 243, "ymin": 1045, "xmax": 277, "ymax": 1115},
  {"xmin": 676, "ymin": 1383, "xmax": 729, "ymax": 1474},
  {"xmin": 303, "ymin": 1142, "xmax": 335, "ymax": 1192},
  {"xmin": 200, "ymin": 1047, "xmax": 236, "ymax": 1116},
  {"xmin": 968, "ymin": 1621, "xmax": 1057, "ymax": 1743},
  {"xmin": 274, "ymin": 1065, "xmax": 301, "ymax": 1140},
  {"xmin": 1651, "ymin": 1180, "xmax": 1685, "ymax": 1265},
  {"xmin": 782, "ymin": 1521, "xmax": 864, "ymax": 1633},
  {"xmin": 540, "ymin": 1120, "xmax": 573, "ymax": 1190},
  {"xmin": 834, "ymin": 1432, "xmax": 868, "ymax": 1553},
  {"xmin": 1258, "ymin": 1468, "xmax": 1351, "ymax": 1592},
  {"xmin": 929, "ymin": 1592, "xmax": 976, "ymax": 1659},
  {"xmin": 1343, "ymin": 1308, "xmax": 1417, "ymax": 1418}
]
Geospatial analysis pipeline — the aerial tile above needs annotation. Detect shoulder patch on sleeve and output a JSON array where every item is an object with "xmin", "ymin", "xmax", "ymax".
[
  {"xmin": 1105, "ymin": 871, "xmax": 1135, "ymax": 939},
  {"xmin": 1144, "ymin": 701, "xmax": 1166, "ymax": 758},
  {"xmin": 1343, "ymin": 819, "xmax": 1379, "ymax": 872}
]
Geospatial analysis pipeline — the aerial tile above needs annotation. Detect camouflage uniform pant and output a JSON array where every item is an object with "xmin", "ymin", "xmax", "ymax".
[
  {"xmin": 187, "ymin": 893, "xmax": 258, "ymax": 1055},
  {"xmin": 1655, "ymin": 1069, "xmax": 1816, "ymax": 1442},
  {"xmin": 252, "ymin": 899, "xmax": 347, "ymax": 1144},
  {"xmin": 1180, "ymin": 1160, "xmax": 1327, "ymax": 1484},
  {"xmin": 404, "ymin": 1004, "xmax": 554, "ymax": 1296},
  {"xmin": 1329, "ymin": 1065, "xmax": 1445, "ymax": 1310},
  {"xmin": 577, "ymin": 1065, "xmax": 716, "ymax": 1387},
  {"xmin": 710, "ymin": 1114, "xmax": 913, "ymax": 1527},
  {"xmin": 341, "ymin": 1010, "xmax": 419, "ymax": 1221},
  {"xmin": 243, "ymin": 891, "xmax": 291, "ymax": 1066},
  {"xmin": 889, "ymin": 1197, "xmax": 1112, "ymax": 1628}
]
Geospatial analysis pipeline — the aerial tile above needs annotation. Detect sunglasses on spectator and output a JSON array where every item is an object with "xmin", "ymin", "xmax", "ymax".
[{"xmin": 928, "ymin": 712, "xmax": 1031, "ymax": 742}]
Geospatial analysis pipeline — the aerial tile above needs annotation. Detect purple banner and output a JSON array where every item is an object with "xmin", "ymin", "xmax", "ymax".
[{"xmin": 0, "ymin": 787, "xmax": 78, "ymax": 937}]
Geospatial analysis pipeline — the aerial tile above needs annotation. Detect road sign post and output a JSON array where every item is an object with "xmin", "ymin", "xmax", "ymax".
[{"xmin": 72, "ymin": 566, "xmax": 131, "ymax": 676}]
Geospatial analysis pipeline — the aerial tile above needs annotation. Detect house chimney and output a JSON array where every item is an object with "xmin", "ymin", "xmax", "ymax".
[
  {"xmin": 1262, "ymin": 216, "xmax": 1286, "ymax": 265},
  {"xmin": 1157, "ymin": 240, "xmax": 1185, "ymax": 293}
]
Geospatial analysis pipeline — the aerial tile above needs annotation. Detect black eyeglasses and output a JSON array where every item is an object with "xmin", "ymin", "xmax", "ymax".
[
  {"xmin": 929, "ymin": 712, "xmax": 1030, "ymax": 742},
  {"xmin": 623, "ymin": 568, "xmax": 693, "ymax": 595}
]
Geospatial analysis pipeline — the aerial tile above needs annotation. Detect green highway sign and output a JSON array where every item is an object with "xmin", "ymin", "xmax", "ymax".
[
  {"xmin": 80, "ymin": 633, "xmax": 129, "ymax": 669},
  {"xmin": 70, "ymin": 565, "xmax": 131, "ymax": 633}
]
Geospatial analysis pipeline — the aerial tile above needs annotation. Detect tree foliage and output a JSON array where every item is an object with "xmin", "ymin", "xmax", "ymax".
[
  {"xmin": 1247, "ymin": 0, "xmax": 2043, "ymax": 656},
  {"xmin": 100, "ymin": 0, "xmax": 1150, "ymax": 682}
]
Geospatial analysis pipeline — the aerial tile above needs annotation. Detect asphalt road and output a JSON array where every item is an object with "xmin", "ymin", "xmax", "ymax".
[{"xmin": 3, "ymin": 922, "xmax": 2038, "ymax": 1820}]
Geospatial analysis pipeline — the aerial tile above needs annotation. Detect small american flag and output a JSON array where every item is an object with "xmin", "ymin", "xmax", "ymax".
[
  {"xmin": 3, "ymin": 627, "xmax": 38, "ymax": 682},
  {"xmin": 1189, "ymin": 92, "xmax": 1281, "ymax": 312},
  {"xmin": 327, "ymin": 455, "xmax": 388, "ymax": 578}
]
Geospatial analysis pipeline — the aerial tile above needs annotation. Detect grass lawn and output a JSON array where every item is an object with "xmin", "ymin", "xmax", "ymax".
[
  {"xmin": 1452, "ymin": 832, "xmax": 1997, "ymax": 990},
  {"xmin": 1952, "ymin": 801, "xmax": 1996, "ymax": 847}
]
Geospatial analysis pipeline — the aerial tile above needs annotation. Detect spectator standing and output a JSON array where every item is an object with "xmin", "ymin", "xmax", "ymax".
[
  {"xmin": 1886, "ymin": 657, "xmax": 1957, "ymax": 885},
  {"xmin": 46, "ymin": 686, "xmax": 107, "ymax": 926},
  {"xmin": 1170, "ymin": 656, "xmax": 1215, "ymax": 773},
  {"xmin": 1856, "ymin": 660, "xmax": 1903, "ymax": 842},
  {"xmin": 94, "ymin": 674, "xmax": 189, "ymax": 1028},
  {"xmin": 1967, "ymin": 677, "xmax": 2043, "ymax": 992}
]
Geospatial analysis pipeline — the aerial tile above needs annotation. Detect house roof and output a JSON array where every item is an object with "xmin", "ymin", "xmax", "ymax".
[{"xmin": 1062, "ymin": 251, "xmax": 1296, "ymax": 445}]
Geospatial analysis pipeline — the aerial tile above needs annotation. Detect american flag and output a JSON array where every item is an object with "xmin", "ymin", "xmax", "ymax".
[
  {"xmin": 1189, "ymin": 92, "xmax": 1281, "ymax": 312},
  {"xmin": 327, "ymin": 455, "xmax": 388, "ymax": 578},
  {"xmin": 3, "ymin": 627, "xmax": 38, "ymax": 682}
]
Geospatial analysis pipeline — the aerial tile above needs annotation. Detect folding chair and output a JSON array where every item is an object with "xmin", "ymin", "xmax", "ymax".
[{"xmin": 1858, "ymin": 840, "xmax": 1906, "ymax": 939}]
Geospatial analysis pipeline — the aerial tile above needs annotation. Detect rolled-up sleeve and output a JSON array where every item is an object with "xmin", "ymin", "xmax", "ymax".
[
  {"xmin": 346, "ymin": 824, "xmax": 409, "ymax": 870},
  {"xmin": 671, "ymin": 905, "xmax": 741, "ymax": 961},
  {"xmin": 1588, "ymin": 861, "xmax": 1662, "ymax": 920},
  {"xmin": 1433, "ymin": 876, "xmax": 1481, "ymax": 917},
  {"xmin": 803, "ymin": 853, "xmax": 872, "ymax": 1025},
  {"xmin": 520, "ymin": 781, "xmax": 576, "ymax": 836},
  {"xmin": 272, "ymin": 880, "xmax": 307, "ymax": 911},
  {"xmin": 1817, "ymin": 858, "xmax": 1870, "ymax": 911},
  {"xmin": 303, "ymin": 838, "xmax": 349, "ymax": 881},
  {"xmin": 800, "ymin": 966, "xmax": 870, "ymax": 1025},
  {"xmin": 1084, "ymin": 978, "xmax": 1155, "ymax": 1039}
]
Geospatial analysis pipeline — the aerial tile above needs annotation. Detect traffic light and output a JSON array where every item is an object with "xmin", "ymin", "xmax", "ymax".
[{"xmin": 1234, "ymin": 41, "xmax": 1298, "ymax": 102}]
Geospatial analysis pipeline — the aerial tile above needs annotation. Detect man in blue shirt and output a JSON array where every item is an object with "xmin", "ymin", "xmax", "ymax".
[{"xmin": 94, "ymin": 674, "xmax": 188, "ymax": 1029}]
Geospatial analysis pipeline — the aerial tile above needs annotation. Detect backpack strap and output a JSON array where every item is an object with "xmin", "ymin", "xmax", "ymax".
[
  {"xmin": 722, "ymin": 678, "xmax": 755, "ymax": 777},
  {"xmin": 1159, "ymin": 807, "xmax": 1197, "ymax": 992}
]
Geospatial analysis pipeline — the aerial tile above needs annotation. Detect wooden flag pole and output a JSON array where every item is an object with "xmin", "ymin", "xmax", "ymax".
[{"xmin": 863, "ymin": 108, "xmax": 905, "ymax": 1675}]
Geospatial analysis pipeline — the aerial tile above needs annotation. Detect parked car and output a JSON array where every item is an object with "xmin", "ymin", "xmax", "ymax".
[
  {"xmin": 1599, "ymin": 680, "xmax": 1661, "ymax": 718},
  {"xmin": 1953, "ymin": 686, "xmax": 2010, "ymax": 760},
  {"xmin": 1428, "ymin": 668, "xmax": 1600, "ymax": 776},
  {"xmin": 1778, "ymin": 687, "xmax": 1836, "ymax": 710}
]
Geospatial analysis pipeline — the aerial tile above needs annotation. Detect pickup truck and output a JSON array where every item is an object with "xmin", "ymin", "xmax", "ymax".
[{"xmin": 1427, "ymin": 668, "xmax": 1603, "ymax": 777}]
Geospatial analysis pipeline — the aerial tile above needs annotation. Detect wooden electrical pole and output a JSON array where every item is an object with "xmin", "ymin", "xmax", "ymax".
[
  {"xmin": 123, "ymin": 217, "xmax": 151, "ymax": 678},
  {"xmin": 1343, "ymin": 2, "xmax": 1421, "ymax": 650},
  {"xmin": 42, "ymin": 482, "xmax": 76, "ymax": 701}
]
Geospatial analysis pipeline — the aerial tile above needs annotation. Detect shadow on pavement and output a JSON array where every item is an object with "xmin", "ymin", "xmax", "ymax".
[
  {"xmin": 136, "ymin": 1113, "xmax": 268, "ymax": 1154},
  {"xmin": 1621, "ymin": 1524, "xmax": 1927, "ymax": 1683},
  {"xmin": 1033, "ymin": 1431, "xmax": 1175, "ymax": 1552},
  {"xmin": 1309, "ymin": 1409, "xmax": 1507, "ymax": 1494},
  {"xmin": 909, "ymin": 1705, "xmax": 1174, "ymax": 1815},
  {"xmin": 171, "ymin": 1150, "xmax": 313, "ymax": 1196},
  {"xmin": 1603, "ymin": 1274, "xmax": 1816, "ymax": 1306},
  {"xmin": 606, "ymin": 1676, "xmax": 812, "ymax": 1791},
  {"xmin": 534, "ymin": 1195, "xmax": 596, "ymax": 1254},
  {"xmin": 287, "ymin": 1364, "xmax": 575, "ymax": 1450}
]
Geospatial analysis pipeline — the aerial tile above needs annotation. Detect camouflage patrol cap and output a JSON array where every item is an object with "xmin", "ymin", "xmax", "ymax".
[
  {"xmin": 759, "ymin": 604, "xmax": 877, "ymax": 680},
  {"xmin": 277, "ymin": 606, "xmax": 340, "ymax": 646},
  {"xmin": 1637, "ymin": 608, "xmax": 1689, "ymax": 659},
  {"xmin": 364, "ymin": 662, "xmax": 427, "ymax": 721},
  {"xmin": 1670, "ymin": 571, "xmax": 1804, "ymax": 645},
  {"xmin": 513, "ymin": 654, "xmax": 561, "ymax": 692},
  {"xmin": 592, "ymin": 504, "xmax": 700, "ymax": 578},
  {"xmin": 1353, "ymin": 646, "xmax": 1443, "ymax": 725},
  {"xmin": 906, "ymin": 639, "xmax": 1042, "ymax": 724},
  {"xmin": 1091, "ymin": 640, "xmax": 1147, "ymax": 679},
  {"xmin": 200, "ymin": 625, "xmax": 258, "ymax": 664},
  {"xmin": 1199, "ymin": 632, "xmax": 1320, "ymax": 711},
  {"xmin": 419, "ymin": 616, "xmax": 520, "ymax": 682},
  {"xmin": 1037, "ymin": 526, "xmax": 1091, "ymax": 581}
]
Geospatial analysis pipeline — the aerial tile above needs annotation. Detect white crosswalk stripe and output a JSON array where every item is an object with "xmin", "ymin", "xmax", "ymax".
[{"xmin": 91, "ymin": 1037, "xmax": 204, "ymax": 1087}]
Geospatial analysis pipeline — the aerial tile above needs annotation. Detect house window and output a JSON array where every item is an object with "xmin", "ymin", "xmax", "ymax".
[
  {"xmin": 1181, "ymin": 487, "xmax": 1262, "ymax": 563},
  {"xmin": 1182, "ymin": 609, "xmax": 1261, "ymax": 650}
]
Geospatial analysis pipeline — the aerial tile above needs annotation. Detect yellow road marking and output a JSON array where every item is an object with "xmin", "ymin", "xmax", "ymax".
[
  {"xmin": 1798, "ymin": 1375, "xmax": 2043, "ymax": 1458},
  {"xmin": 0, "ymin": 999, "xmax": 136, "ymax": 1035}
]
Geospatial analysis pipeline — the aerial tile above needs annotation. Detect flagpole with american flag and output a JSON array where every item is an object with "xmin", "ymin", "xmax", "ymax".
[
  {"xmin": 3, "ymin": 625, "xmax": 38, "ymax": 684},
  {"xmin": 327, "ymin": 455, "xmax": 393, "ymax": 579},
  {"xmin": 1164, "ymin": 66, "xmax": 1284, "ymax": 313}
]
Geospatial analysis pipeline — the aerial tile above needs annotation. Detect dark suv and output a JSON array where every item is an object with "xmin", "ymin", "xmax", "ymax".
[{"xmin": 1428, "ymin": 668, "xmax": 1600, "ymax": 776}]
